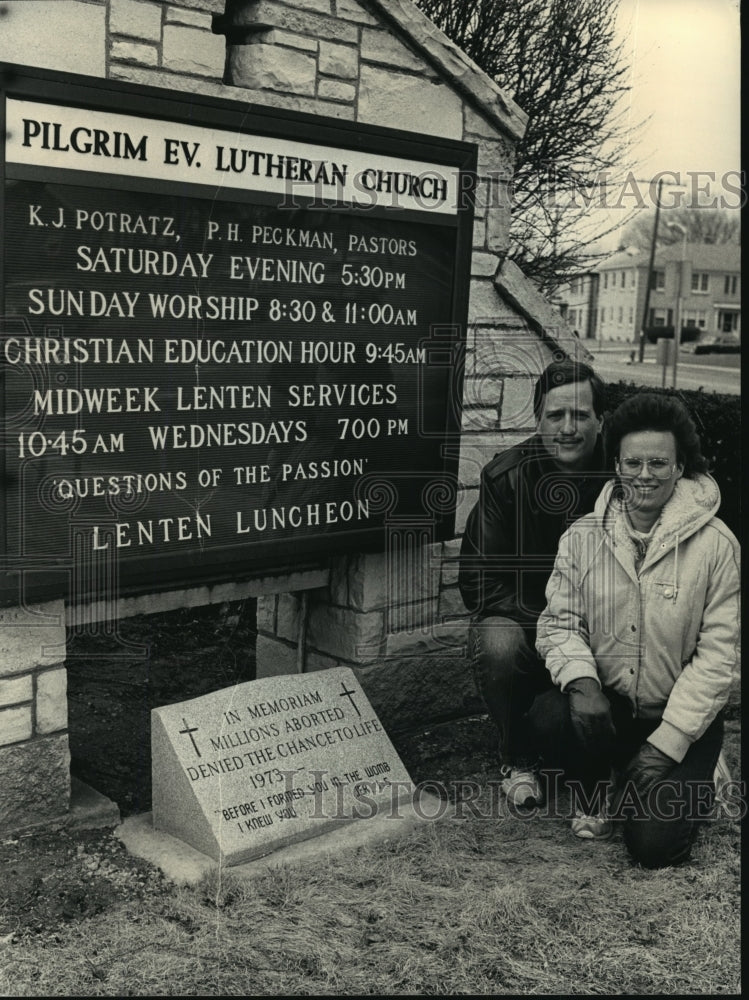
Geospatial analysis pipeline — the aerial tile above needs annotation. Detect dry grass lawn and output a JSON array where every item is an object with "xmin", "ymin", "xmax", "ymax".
[{"xmin": 1, "ymin": 721, "xmax": 740, "ymax": 996}]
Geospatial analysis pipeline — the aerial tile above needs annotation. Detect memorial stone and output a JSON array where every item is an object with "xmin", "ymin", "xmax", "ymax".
[{"xmin": 151, "ymin": 666, "xmax": 414, "ymax": 865}]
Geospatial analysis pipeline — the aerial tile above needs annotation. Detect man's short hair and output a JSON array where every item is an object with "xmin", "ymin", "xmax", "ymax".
[{"xmin": 533, "ymin": 359, "xmax": 606, "ymax": 421}]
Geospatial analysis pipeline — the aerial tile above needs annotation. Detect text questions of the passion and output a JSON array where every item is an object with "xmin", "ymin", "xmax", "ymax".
[{"xmin": 4, "ymin": 195, "xmax": 444, "ymax": 553}]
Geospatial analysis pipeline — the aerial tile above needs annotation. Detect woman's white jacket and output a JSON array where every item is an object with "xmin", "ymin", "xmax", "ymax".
[{"xmin": 536, "ymin": 474, "xmax": 740, "ymax": 762}]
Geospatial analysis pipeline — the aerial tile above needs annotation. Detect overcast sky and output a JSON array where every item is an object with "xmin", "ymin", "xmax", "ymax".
[
  {"xmin": 615, "ymin": 0, "xmax": 740, "ymax": 193},
  {"xmin": 584, "ymin": 0, "xmax": 741, "ymax": 250}
]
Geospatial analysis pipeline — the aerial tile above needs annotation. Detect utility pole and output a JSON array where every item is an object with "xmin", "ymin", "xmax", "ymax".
[
  {"xmin": 666, "ymin": 222, "xmax": 688, "ymax": 389},
  {"xmin": 638, "ymin": 178, "xmax": 663, "ymax": 362}
]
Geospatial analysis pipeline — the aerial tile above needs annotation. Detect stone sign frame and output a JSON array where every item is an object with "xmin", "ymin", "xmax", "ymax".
[{"xmin": 0, "ymin": 61, "xmax": 477, "ymax": 607}]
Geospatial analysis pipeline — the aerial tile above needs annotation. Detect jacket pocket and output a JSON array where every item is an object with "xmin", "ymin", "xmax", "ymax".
[{"xmin": 652, "ymin": 580, "xmax": 678, "ymax": 602}]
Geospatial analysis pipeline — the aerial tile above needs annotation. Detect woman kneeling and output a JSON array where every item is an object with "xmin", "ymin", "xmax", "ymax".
[{"xmin": 534, "ymin": 393, "xmax": 740, "ymax": 867}]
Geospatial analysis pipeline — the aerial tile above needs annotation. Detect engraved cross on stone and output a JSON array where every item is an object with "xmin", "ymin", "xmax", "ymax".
[
  {"xmin": 339, "ymin": 682, "xmax": 361, "ymax": 717},
  {"xmin": 178, "ymin": 718, "xmax": 201, "ymax": 758}
]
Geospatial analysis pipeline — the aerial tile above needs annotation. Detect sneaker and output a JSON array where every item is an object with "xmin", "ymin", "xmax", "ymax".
[
  {"xmin": 713, "ymin": 751, "xmax": 733, "ymax": 817},
  {"xmin": 571, "ymin": 810, "xmax": 613, "ymax": 840},
  {"xmin": 500, "ymin": 766, "xmax": 544, "ymax": 807}
]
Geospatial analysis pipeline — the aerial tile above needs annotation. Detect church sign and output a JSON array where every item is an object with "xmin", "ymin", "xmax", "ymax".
[{"xmin": 0, "ymin": 65, "xmax": 474, "ymax": 602}]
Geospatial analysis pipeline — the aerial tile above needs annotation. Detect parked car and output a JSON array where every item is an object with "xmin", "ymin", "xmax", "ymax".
[{"xmin": 682, "ymin": 333, "xmax": 741, "ymax": 355}]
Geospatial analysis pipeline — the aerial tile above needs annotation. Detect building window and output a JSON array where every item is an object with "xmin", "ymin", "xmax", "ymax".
[
  {"xmin": 618, "ymin": 307, "xmax": 623, "ymax": 323},
  {"xmin": 621, "ymin": 270, "xmax": 626, "ymax": 286},
  {"xmin": 724, "ymin": 274, "xmax": 738, "ymax": 295},
  {"xmin": 600, "ymin": 307, "xmax": 605, "ymax": 324},
  {"xmin": 603, "ymin": 273, "xmax": 608, "ymax": 289},
  {"xmin": 684, "ymin": 310, "xmax": 707, "ymax": 329},
  {"xmin": 629, "ymin": 307, "xmax": 634, "ymax": 324},
  {"xmin": 649, "ymin": 308, "xmax": 668, "ymax": 327},
  {"xmin": 651, "ymin": 270, "xmax": 665, "ymax": 291},
  {"xmin": 608, "ymin": 307, "xmax": 614, "ymax": 320},
  {"xmin": 611, "ymin": 272, "xmax": 617, "ymax": 288},
  {"xmin": 691, "ymin": 272, "xmax": 709, "ymax": 293}
]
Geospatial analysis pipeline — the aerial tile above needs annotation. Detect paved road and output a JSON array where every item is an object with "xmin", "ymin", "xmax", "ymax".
[{"xmin": 587, "ymin": 349, "xmax": 740, "ymax": 395}]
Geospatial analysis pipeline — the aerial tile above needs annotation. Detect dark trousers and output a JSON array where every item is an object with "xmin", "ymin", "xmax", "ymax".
[
  {"xmin": 528, "ymin": 686, "xmax": 724, "ymax": 869},
  {"xmin": 469, "ymin": 615, "xmax": 553, "ymax": 766}
]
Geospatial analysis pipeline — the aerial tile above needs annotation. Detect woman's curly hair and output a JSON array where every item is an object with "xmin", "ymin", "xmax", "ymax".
[{"xmin": 605, "ymin": 393, "xmax": 708, "ymax": 477}]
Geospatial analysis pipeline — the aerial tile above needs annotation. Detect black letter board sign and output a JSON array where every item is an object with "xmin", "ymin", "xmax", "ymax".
[{"xmin": 0, "ymin": 65, "xmax": 474, "ymax": 603}]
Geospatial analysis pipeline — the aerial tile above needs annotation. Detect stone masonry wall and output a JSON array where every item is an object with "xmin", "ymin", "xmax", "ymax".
[{"xmin": 0, "ymin": 601, "xmax": 69, "ymax": 831}]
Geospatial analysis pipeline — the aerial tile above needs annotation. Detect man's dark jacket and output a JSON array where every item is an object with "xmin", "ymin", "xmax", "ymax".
[{"xmin": 458, "ymin": 435, "xmax": 606, "ymax": 626}]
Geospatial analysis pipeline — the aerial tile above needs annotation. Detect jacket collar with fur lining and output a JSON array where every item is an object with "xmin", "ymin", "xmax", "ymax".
[{"xmin": 593, "ymin": 473, "xmax": 721, "ymax": 577}]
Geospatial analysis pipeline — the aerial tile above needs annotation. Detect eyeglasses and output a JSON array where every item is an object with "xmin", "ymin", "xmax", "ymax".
[{"xmin": 616, "ymin": 458, "xmax": 676, "ymax": 480}]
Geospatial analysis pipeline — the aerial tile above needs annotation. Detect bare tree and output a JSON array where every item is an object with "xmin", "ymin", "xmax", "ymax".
[
  {"xmin": 417, "ymin": 0, "xmax": 636, "ymax": 292},
  {"xmin": 619, "ymin": 206, "xmax": 741, "ymax": 251}
]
